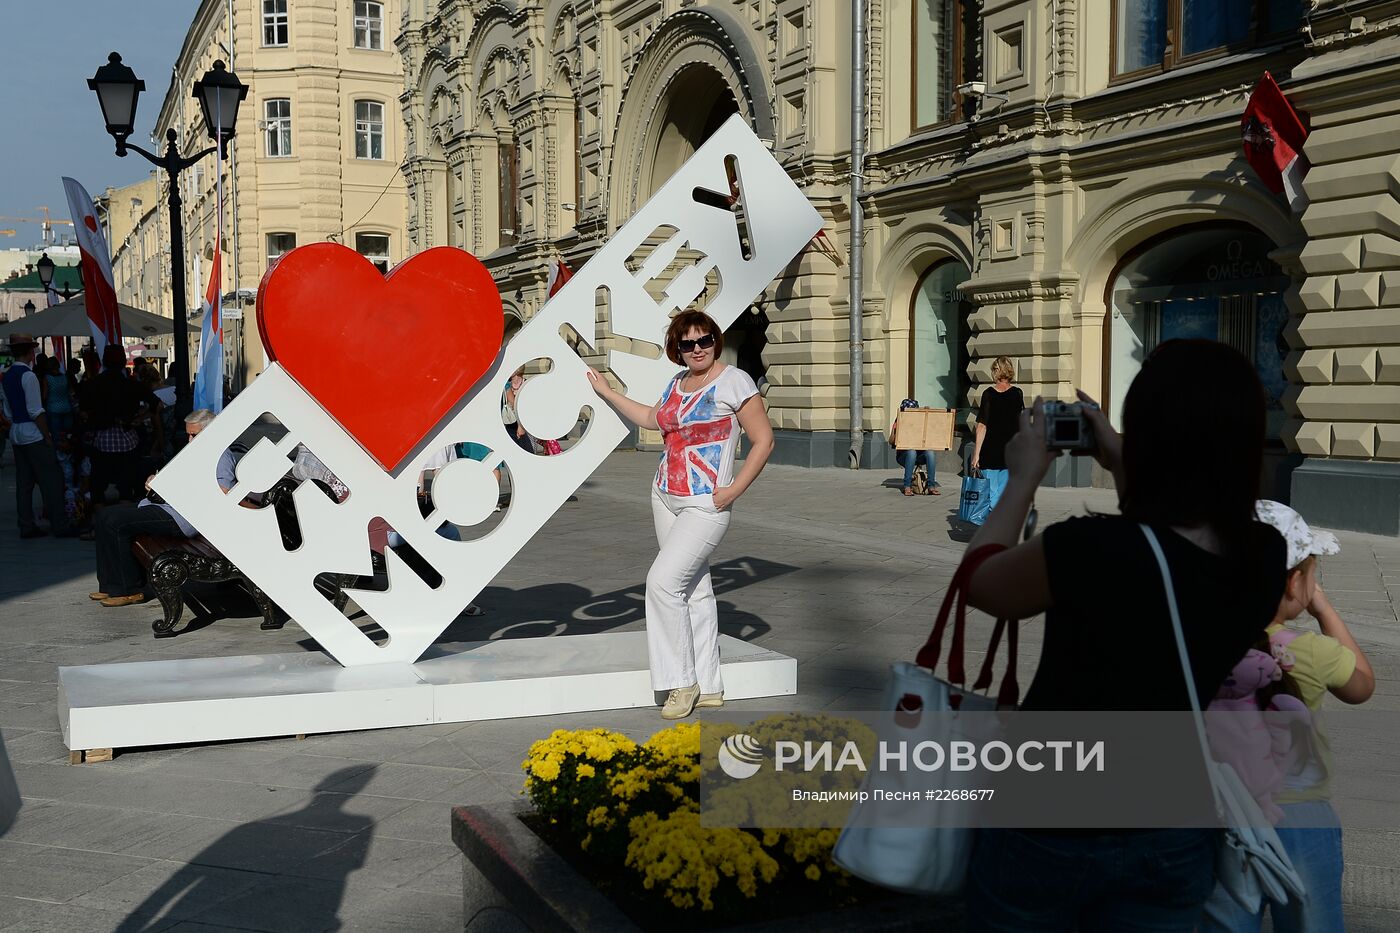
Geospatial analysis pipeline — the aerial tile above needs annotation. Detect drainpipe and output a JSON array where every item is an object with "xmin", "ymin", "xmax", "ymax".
[{"xmin": 847, "ymin": 0, "xmax": 866, "ymax": 469}]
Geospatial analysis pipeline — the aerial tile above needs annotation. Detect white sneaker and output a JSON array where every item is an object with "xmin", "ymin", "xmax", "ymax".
[
  {"xmin": 660, "ymin": 684, "xmax": 701, "ymax": 720},
  {"xmin": 696, "ymin": 692, "xmax": 724, "ymax": 709}
]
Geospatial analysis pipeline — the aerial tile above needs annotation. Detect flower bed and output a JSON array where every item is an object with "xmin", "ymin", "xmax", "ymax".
[{"xmin": 492, "ymin": 718, "xmax": 963, "ymax": 931}]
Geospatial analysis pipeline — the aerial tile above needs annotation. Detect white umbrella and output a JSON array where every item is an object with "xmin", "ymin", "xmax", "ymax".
[{"xmin": 0, "ymin": 294, "xmax": 196, "ymax": 339}]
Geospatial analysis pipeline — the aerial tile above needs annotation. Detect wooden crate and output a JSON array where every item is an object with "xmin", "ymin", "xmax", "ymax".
[{"xmin": 894, "ymin": 408, "xmax": 955, "ymax": 451}]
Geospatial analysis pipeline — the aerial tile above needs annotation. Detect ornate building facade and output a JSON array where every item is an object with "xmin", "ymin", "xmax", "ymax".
[
  {"xmin": 402, "ymin": 0, "xmax": 1400, "ymax": 533},
  {"xmin": 115, "ymin": 0, "xmax": 410, "ymax": 389}
]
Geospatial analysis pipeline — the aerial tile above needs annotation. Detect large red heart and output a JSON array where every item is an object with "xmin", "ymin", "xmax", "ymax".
[{"xmin": 257, "ymin": 243, "xmax": 503, "ymax": 472}]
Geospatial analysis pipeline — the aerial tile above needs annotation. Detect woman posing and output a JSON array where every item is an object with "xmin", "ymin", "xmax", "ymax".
[
  {"xmin": 960, "ymin": 340, "xmax": 1288, "ymax": 932},
  {"xmin": 586, "ymin": 310, "xmax": 775, "ymax": 720}
]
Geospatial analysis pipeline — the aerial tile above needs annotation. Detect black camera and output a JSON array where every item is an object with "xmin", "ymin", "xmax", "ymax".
[{"xmin": 1043, "ymin": 401, "xmax": 1098, "ymax": 452}]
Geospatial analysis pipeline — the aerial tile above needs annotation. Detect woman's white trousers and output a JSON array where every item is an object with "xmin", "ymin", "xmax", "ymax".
[{"xmin": 647, "ymin": 487, "xmax": 732, "ymax": 693}]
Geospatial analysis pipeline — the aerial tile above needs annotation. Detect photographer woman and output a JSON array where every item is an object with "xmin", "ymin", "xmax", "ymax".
[{"xmin": 960, "ymin": 340, "xmax": 1287, "ymax": 931}]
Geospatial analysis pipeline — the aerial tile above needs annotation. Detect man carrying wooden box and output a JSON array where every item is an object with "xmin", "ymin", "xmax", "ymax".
[{"xmin": 889, "ymin": 397, "xmax": 954, "ymax": 497}]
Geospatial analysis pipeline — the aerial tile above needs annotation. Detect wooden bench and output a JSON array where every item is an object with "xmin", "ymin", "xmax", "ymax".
[{"xmin": 134, "ymin": 534, "xmax": 285, "ymax": 637}]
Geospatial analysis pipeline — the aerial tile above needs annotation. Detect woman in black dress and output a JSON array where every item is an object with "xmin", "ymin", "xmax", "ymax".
[
  {"xmin": 972, "ymin": 355, "xmax": 1024, "ymax": 514},
  {"xmin": 960, "ymin": 340, "xmax": 1287, "ymax": 931}
]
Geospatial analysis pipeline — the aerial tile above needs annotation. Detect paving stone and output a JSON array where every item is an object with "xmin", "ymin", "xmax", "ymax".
[
  {"xmin": 0, "ymin": 897, "xmax": 128, "ymax": 933},
  {"xmin": 3, "ymin": 450, "xmax": 1400, "ymax": 926},
  {"xmin": 70, "ymin": 860, "xmax": 268, "ymax": 927},
  {"xmin": 0, "ymin": 843, "xmax": 154, "ymax": 903}
]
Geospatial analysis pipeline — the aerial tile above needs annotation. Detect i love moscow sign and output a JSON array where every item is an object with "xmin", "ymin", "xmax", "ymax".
[{"xmin": 151, "ymin": 116, "xmax": 823, "ymax": 668}]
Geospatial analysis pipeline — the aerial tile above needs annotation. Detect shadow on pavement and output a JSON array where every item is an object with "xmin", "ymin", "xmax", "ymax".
[
  {"xmin": 291, "ymin": 555, "xmax": 795, "ymax": 653},
  {"xmin": 115, "ymin": 766, "xmax": 375, "ymax": 932}
]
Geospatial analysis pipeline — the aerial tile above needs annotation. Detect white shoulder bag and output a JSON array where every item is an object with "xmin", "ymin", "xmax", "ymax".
[
  {"xmin": 1139, "ymin": 524, "xmax": 1307, "ymax": 912},
  {"xmin": 832, "ymin": 543, "xmax": 1017, "ymax": 895}
]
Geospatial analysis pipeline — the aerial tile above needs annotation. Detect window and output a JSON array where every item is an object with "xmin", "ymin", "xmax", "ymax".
[
  {"xmin": 262, "ymin": 0, "xmax": 289, "ymax": 47},
  {"xmin": 356, "ymin": 233, "xmax": 391, "ymax": 273},
  {"xmin": 267, "ymin": 232, "xmax": 296, "ymax": 266},
  {"xmin": 913, "ymin": 0, "xmax": 973, "ymax": 128},
  {"xmin": 498, "ymin": 138, "xmax": 519, "ymax": 247},
  {"xmin": 1114, "ymin": 0, "xmax": 1304, "ymax": 77},
  {"xmin": 575, "ymin": 101, "xmax": 585, "ymax": 205},
  {"xmin": 354, "ymin": 1, "xmax": 383, "ymax": 50},
  {"xmin": 1107, "ymin": 225, "xmax": 1289, "ymax": 437},
  {"xmin": 354, "ymin": 101, "xmax": 385, "ymax": 160},
  {"xmin": 264, "ymin": 99, "xmax": 292, "ymax": 157}
]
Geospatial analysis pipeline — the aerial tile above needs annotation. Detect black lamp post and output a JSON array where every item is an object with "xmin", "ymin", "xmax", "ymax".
[
  {"xmin": 88, "ymin": 52, "xmax": 246, "ymax": 417},
  {"xmin": 22, "ymin": 300, "xmax": 36, "ymax": 316},
  {"xmin": 36, "ymin": 252, "xmax": 55, "ymax": 292}
]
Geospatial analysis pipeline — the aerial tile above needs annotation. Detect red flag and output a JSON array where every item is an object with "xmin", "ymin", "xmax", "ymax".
[
  {"xmin": 547, "ymin": 257, "xmax": 574, "ymax": 298},
  {"xmin": 62, "ymin": 177, "xmax": 123, "ymax": 353},
  {"xmin": 206, "ymin": 235, "xmax": 223, "ymax": 341},
  {"xmin": 1241, "ymin": 72, "xmax": 1309, "ymax": 211}
]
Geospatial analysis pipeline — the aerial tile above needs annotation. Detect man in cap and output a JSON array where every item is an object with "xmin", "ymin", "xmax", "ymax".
[
  {"xmin": 888, "ymin": 398, "xmax": 941, "ymax": 496},
  {"xmin": 0, "ymin": 333, "xmax": 73, "ymax": 538}
]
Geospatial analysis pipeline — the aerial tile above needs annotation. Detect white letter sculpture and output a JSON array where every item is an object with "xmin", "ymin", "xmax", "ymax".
[{"xmin": 151, "ymin": 116, "xmax": 823, "ymax": 668}]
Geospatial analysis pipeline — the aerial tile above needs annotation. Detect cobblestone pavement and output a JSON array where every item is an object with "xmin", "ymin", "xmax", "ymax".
[{"xmin": 1, "ymin": 449, "xmax": 1397, "ymax": 931}]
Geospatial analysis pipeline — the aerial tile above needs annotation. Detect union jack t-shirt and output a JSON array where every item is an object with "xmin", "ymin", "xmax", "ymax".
[{"xmin": 654, "ymin": 366, "xmax": 759, "ymax": 497}]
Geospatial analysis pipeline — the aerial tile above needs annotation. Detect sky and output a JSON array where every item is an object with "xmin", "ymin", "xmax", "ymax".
[{"xmin": 0, "ymin": 1, "xmax": 198, "ymax": 247}]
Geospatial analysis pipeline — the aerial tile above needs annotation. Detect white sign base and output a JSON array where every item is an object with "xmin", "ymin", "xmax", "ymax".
[{"xmin": 58, "ymin": 634, "xmax": 796, "ymax": 753}]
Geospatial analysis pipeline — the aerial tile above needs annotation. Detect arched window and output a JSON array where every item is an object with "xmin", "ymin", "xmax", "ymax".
[
  {"xmin": 910, "ymin": 260, "xmax": 972, "ymax": 413},
  {"xmin": 1106, "ymin": 224, "xmax": 1289, "ymax": 436}
]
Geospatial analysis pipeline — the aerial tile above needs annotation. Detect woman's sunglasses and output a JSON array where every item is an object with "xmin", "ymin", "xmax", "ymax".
[{"xmin": 677, "ymin": 334, "xmax": 716, "ymax": 353}]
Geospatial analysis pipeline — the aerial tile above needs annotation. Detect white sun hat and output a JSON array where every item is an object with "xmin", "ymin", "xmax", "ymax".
[{"xmin": 1255, "ymin": 499, "xmax": 1341, "ymax": 570}]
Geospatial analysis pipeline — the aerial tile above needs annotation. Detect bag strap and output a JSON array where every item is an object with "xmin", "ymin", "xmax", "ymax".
[
  {"xmin": 1139, "ymin": 524, "xmax": 1221, "ymax": 806},
  {"xmin": 916, "ymin": 543, "xmax": 1018, "ymax": 704},
  {"xmin": 915, "ymin": 543, "xmax": 1002, "ymax": 672},
  {"xmin": 972, "ymin": 617, "xmax": 1021, "ymax": 708}
]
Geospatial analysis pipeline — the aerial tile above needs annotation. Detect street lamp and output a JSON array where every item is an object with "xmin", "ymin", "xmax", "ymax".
[
  {"xmin": 36, "ymin": 252, "xmax": 55, "ymax": 291},
  {"xmin": 22, "ymin": 300, "xmax": 36, "ymax": 316},
  {"xmin": 88, "ymin": 52, "xmax": 247, "ymax": 417}
]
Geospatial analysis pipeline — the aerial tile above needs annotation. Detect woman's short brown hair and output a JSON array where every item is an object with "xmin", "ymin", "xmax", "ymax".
[
  {"xmin": 665, "ymin": 310, "xmax": 725, "ymax": 365},
  {"xmin": 991, "ymin": 356, "xmax": 1015, "ymax": 383}
]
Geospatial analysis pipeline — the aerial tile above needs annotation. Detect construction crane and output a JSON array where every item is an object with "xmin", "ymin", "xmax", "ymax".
[{"xmin": 0, "ymin": 207, "xmax": 75, "ymax": 245}]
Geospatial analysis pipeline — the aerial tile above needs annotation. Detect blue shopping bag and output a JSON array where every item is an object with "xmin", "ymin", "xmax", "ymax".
[{"xmin": 959, "ymin": 470, "xmax": 992, "ymax": 525}]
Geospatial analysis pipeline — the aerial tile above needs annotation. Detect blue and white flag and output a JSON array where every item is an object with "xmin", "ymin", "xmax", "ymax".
[{"xmin": 192, "ymin": 237, "xmax": 223, "ymax": 413}]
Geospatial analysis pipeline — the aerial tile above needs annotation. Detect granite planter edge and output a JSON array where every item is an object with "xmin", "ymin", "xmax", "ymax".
[{"xmin": 451, "ymin": 801, "xmax": 963, "ymax": 932}]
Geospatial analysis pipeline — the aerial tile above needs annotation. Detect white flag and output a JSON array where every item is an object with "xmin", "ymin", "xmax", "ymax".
[{"xmin": 62, "ymin": 177, "xmax": 122, "ymax": 355}]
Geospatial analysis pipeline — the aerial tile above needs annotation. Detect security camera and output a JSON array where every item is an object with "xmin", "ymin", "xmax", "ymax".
[{"xmin": 957, "ymin": 81, "xmax": 988, "ymax": 98}]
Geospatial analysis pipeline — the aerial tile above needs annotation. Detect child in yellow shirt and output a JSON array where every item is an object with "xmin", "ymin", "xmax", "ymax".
[{"xmin": 1201, "ymin": 500, "xmax": 1375, "ymax": 933}]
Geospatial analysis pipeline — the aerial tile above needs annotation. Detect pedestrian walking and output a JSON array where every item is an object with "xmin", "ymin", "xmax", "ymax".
[
  {"xmin": 971, "ymin": 356, "xmax": 1023, "ymax": 514},
  {"xmin": 1200, "ymin": 500, "xmax": 1375, "ymax": 933},
  {"xmin": 1, "ymin": 333, "xmax": 74, "ymax": 538},
  {"xmin": 959, "ymin": 340, "xmax": 1288, "ymax": 931},
  {"xmin": 889, "ymin": 397, "xmax": 940, "ymax": 496},
  {"xmin": 585, "ymin": 309, "xmax": 775, "ymax": 720}
]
